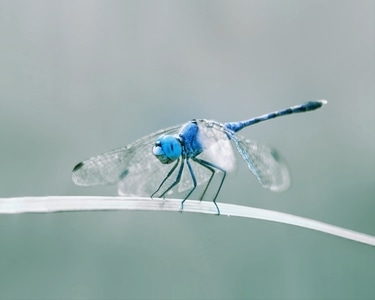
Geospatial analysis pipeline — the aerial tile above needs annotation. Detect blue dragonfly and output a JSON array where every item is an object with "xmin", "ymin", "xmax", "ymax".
[{"xmin": 72, "ymin": 100, "xmax": 327, "ymax": 214}]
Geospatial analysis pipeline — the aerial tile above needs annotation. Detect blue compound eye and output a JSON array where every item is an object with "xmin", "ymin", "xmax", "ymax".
[{"xmin": 153, "ymin": 135, "xmax": 182, "ymax": 164}]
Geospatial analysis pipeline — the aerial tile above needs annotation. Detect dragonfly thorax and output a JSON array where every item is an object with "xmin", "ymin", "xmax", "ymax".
[{"xmin": 153, "ymin": 135, "xmax": 182, "ymax": 164}]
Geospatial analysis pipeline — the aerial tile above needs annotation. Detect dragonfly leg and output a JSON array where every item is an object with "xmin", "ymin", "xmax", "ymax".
[
  {"xmin": 192, "ymin": 158, "xmax": 226, "ymax": 215},
  {"xmin": 190, "ymin": 159, "xmax": 215, "ymax": 201},
  {"xmin": 180, "ymin": 158, "xmax": 197, "ymax": 211},
  {"xmin": 159, "ymin": 158, "xmax": 185, "ymax": 198},
  {"xmin": 151, "ymin": 158, "xmax": 180, "ymax": 199}
]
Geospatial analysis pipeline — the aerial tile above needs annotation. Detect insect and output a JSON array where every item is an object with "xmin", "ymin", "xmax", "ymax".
[{"xmin": 72, "ymin": 100, "xmax": 327, "ymax": 214}]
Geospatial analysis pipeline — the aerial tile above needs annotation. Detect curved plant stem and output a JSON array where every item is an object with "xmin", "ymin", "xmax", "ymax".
[{"xmin": 0, "ymin": 196, "xmax": 374, "ymax": 247}]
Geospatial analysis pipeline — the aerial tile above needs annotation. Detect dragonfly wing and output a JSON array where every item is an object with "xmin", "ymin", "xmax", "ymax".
[
  {"xmin": 72, "ymin": 124, "xmax": 182, "ymax": 192},
  {"xmin": 231, "ymin": 135, "xmax": 291, "ymax": 192},
  {"xmin": 72, "ymin": 145, "xmax": 137, "ymax": 186},
  {"xmin": 172, "ymin": 119, "xmax": 237, "ymax": 194},
  {"xmin": 195, "ymin": 119, "xmax": 237, "ymax": 171}
]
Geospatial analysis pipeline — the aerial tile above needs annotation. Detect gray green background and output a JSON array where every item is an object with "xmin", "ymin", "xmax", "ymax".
[{"xmin": 0, "ymin": 1, "xmax": 374, "ymax": 299}]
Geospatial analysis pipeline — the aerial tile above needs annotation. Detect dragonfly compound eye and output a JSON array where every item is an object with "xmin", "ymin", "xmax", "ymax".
[{"xmin": 152, "ymin": 135, "xmax": 182, "ymax": 164}]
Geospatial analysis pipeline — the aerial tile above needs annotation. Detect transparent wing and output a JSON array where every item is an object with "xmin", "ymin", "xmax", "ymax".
[
  {"xmin": 196, "ymin": 119, "xmax": 237, "ymax": 171},
  {"xmin": 176, "ymin": 119, "xmax": 238, "ymax": 193},
  {"xmin": 230, "ymin": 134, "xmax": 291, "ymax": 192},
  {"xmin": 72, "ymin": 124, "xmax": 183, "ymax": 190},
  {"xmin": 193, "ymin": 119, "xmax": 290, "ymax": 192}
]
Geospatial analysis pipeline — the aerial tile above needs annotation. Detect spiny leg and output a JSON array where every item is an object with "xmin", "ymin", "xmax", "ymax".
[
  {"xmin": 151, "ymin": 158, "xmax": 180, "ymax": 199},
  {"xmin": 159, "ymin": 158, "xmax": 185, "ymax": 198},
  {"xmin": 191, "ymin": 159, "xmax": 215, "ymax": 201},
  {"xmin": 192, "ymin": 157, "xmax": 226, "ymax": 215},
  {"xmin": 180, "ymin": 158, "xmax": 197, "ymax": 211}
]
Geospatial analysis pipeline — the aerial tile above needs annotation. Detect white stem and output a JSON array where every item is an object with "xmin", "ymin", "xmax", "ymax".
[{"xmin": 1, "ymin": 196, "xmax": 374, "ymax": 247}]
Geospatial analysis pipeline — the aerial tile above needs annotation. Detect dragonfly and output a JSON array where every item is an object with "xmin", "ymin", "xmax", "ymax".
[{"xmin": 72, "ymin": 99, "xmax": 327, "ymax": 214}]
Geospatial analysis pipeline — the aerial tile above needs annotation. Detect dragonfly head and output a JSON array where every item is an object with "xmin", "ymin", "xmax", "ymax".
[{"xmin": 153, "ymin": 135, "xmax": 182, "ymax": 164}]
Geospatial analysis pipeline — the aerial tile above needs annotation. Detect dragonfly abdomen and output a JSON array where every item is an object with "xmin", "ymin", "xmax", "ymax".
[{"xmin": 225, "ymin": 100, "xmax": 327, "ymax": 132}]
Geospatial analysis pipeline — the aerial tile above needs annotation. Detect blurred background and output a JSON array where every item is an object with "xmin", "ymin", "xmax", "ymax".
[{"xmin": 0, "ymin": 0, "xmax": 374, "ymax": 299}]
